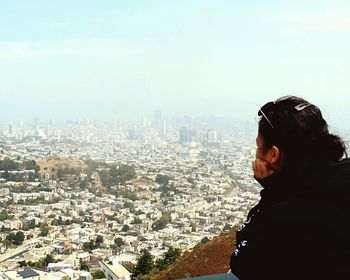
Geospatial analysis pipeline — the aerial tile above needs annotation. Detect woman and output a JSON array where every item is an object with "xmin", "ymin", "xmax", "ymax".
[{"xmin": 230, "ymin": 96, "xmax": 350, "ymax": 279}]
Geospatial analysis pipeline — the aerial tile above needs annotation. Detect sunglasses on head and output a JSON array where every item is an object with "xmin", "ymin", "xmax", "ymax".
[{"xmin": 258, "ymin": 101, "xmax": 313, "ymax": 129}]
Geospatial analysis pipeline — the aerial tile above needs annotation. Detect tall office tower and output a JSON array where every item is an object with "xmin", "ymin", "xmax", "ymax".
[
  {"xmin": 207, "ymin": 130, "xmax": 217, "ymax": 142},
  {"xmin": 154, "ymin": 110, "xmax": 162, "ymax": 122},
  {"xmin": 161, "ymin": 119, "xmax": 167, "ymax": 137},
  {"xmin": 156, "ymin": 119, "xmax": 167, "ymax": 137},
  {"xmin": 128, "ymin": 129, "xmax": 136, "ymax": 140},
  {"xmin": 45, "ymin": 125, "xmax": 51, "ymax": 137},
  {"xmin": 57, "ymin": 130, "xmax": 61, "ymax": 142},
  {"xmin": 143, "ymin": 118, "xmax": 148, "ymax": 127},
  {"xmin": 8, "ymin": 124, "xmax": 13, "ymax": 136},
  {"xmin": 179, "ymin": 127, "xmax": 188, "ymax": 143},
  {"xmin": 154, "ymin": 110, "xmax": 167, "ymax": 137},
  {"xmin": 179, "ymin": 127, "xmax": 196, "ymax": 143},
  {"xmin": 187, "ymin": 129, "xmax": 196, "ymax": 142}
]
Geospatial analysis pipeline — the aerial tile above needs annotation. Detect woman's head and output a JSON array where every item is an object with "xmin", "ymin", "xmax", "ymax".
[{"xmin": 257, "ymin": 95, "xmax": 346, "ymax": 167}]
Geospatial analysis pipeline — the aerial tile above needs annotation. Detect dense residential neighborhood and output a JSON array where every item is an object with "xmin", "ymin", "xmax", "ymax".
[{"xmin": 0, "ymin": 119, "xmax": 263, "ymax": 279}]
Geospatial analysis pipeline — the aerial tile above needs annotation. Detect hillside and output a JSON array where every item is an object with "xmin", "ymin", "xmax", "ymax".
[
  {"xmin": 37, "ymin": 156, "xmax": 88, "ymax": 173},
  {"xmin": 156, "ymin": 230, "xmax": 236, "ymax": 280}
]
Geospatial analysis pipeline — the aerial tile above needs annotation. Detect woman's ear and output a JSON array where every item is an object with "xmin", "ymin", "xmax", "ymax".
[
  {"xmin": 267, "ymin": 145, "xmax": 284, "ymax": 171},
  {"xmin": 269, "ymin": 145, "xmax": 281, "ymax": 164}
]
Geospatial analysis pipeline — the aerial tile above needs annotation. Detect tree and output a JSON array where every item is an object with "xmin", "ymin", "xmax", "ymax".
[
  {"xmin": 44, "ymin": 254, "xmax": 55, "ymax": 267},
  {"xmin": 111, "ymin": 237, "xmax": 125, "ymax": 254},
  {"xmin": 115, "ymin": 164, "xmax": 136, "ymax": 183},
  {"xmin": 0, "ymin": 212, "xmax": 11, "ymax": 221},
  {"xmin": 84, "ymin": 159, "xmax": 100, "ymax": 173},
  {"xmin": 132, "ymin": 249, "xmax": 154, "ymax": 278},
  {"xmin": 132, "ymin": 217, "xmax": 142, "ymax": 224},
  {"xmin": 40, "ymin": 226, "xmax": 49, "ymax": 237},
  {"xmin": 101, "ymin": 164, "xmax": 136, "ymax": 187},
  {"xmin": 156, "ymin": 174, "xmax": 170, "ymax": 186},
  {"xmin": 79, "ymin": 179, "xmax": 88, "ymax": 189},
  {"xmin": 57, "ymin": 168, "xmax": 63, "ymax": 179},
  {"xmin": 187, "ymin": 177, "xmax": 195, "ymax": 184},
  {"xmin": 6, "ymin": 232, "xmax": 15, "ymax": 242},
  {"xmin": 23, "ymin": 160, "xmax": 39, "ymax": 172},
  {"xmin": 6, "ymin": 231, "xmax": 25, "ymax": 246},
  {"xmin": 0, "ymin": 158, "xmax": 19, "ymax": 170},
  {"xmin": 83, "ymin": 241, "xmax": 94, "ymax": 252},
  {"xmin": 124, "ymin": 191, "xmax": 138, "ymax": 201},
  {"xmin": 29, "ymin": 260, "xmax": 45, "ymax": 269},
  {"xmin": 13, "ymin": 231, "xmax": 25, "ymax": 245},
  {"xmin": 99, "ymin": 169, "xmax": 111, "ymax": 186},
  {"xmin": 123, "ymin": 201, "xmax": 134, "ymax": 210},
  {"xmin": 152, "ymin": 212, "xmax": 171, "ymax": 231},
  {"xmin": 28, "ymin": 219, "xmax": 36, "ymax": 229},
  {"xmin": 80, "ymin": 263, "xmax": 90, "ymax": 271},
  {"xmin": 3, "ymin": 239, "xmax": 12, "ymax": 247},
  {"xmin": 95, "ymin": 235, "xmax": 104, "ymax": 247},
  {"xmin": 2, "ymin": 170, "xmax": 9, "ymax": 180},
  {"xmin": 201, "ymin": 236, "xmax": 210, "ymax": 244},
  {"xmin": 223, "ymin": 223, "xmax": 232, "ymax": 232},
  {"xmin": 91, "ymin": 269, "xmax": 105, "ymax": 279},
  {"xmin": 190, "ymin": 222, "xmax": 196, "ymax": 232},
  {"xmin": 70, "ymin": 167, "xmax": 76, "ymax": 175},
  {"xmin": 63, "ymin": 167, "xmax": 70, "ymax": 175},
  {"xmin": 155, "ymin": 247, "xmax": 181, "ymax": 271},
  {"xmin": 114, "ymin": 237, "xmax": 125, "ymax": 248},
  {"xmin": 122, "ymin": 225, "xmax": 129, "ymax": 232}
]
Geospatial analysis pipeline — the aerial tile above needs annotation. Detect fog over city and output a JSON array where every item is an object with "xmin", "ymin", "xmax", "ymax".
[{"xmin": 1, "ymin": 1, "xmax": 350, "ymax": 130}]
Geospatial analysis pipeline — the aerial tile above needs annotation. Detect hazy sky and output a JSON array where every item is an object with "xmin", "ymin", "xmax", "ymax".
[{"xmin": 1, "ymin": 1, "xmax": 350, "ymax": 129}]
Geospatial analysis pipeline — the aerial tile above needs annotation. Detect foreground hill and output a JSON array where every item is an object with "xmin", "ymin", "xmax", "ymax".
[{"xmin": 156, "ymin": 230, "xmax": 236, "ymax": 280}]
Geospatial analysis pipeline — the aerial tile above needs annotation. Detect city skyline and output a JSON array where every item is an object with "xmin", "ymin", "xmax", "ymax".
[{"xmin": 1, "ymin": 1, "xmax": 350, "ymax": 129}]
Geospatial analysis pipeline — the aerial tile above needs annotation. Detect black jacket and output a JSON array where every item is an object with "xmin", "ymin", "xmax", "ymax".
[{"xmin": 230, "ymin": 159, "xmax": 350, "ymax": 279}]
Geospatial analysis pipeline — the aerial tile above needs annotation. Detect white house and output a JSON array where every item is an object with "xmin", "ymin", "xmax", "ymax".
[{"xmin": 99, "ymin": 257, "xmax": 131, "ymax": 280}]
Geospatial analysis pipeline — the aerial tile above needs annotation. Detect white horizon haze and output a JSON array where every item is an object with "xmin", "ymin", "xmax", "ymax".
[{"xmin": 0, "ymin": 1, "xmax": 349, "ymax": 131}]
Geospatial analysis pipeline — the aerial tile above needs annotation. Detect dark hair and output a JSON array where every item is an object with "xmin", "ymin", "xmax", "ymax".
[{"xmin": 258, "ymin": 96, "xmax": 347, "ymax": 165}]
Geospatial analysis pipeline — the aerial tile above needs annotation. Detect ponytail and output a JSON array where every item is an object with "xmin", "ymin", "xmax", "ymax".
[{"xmin": 313, "ymin": 134, "xmax": 347, "ymax": 161}]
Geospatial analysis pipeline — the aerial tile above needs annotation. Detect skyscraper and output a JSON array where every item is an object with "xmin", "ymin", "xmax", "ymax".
[
  {"xmin": 179, "ymin": 127, "xmax": 196, "ymax": 144},
  {"xmin": 207, "ymin": 130, "xmax": 217, "ymax": 143},
  {"xmin": 154, "ymin": 110, "xmax": 162, "ymax": 122}
]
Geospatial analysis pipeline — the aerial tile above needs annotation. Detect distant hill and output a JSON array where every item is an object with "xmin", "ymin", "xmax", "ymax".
[
  {"xmin": 37, "ymin": 156, "xmax": 88, "ymax": 173},
  {"xmin": 156, "ymin": 230, "xmax": 236, "ymax": 280}
]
